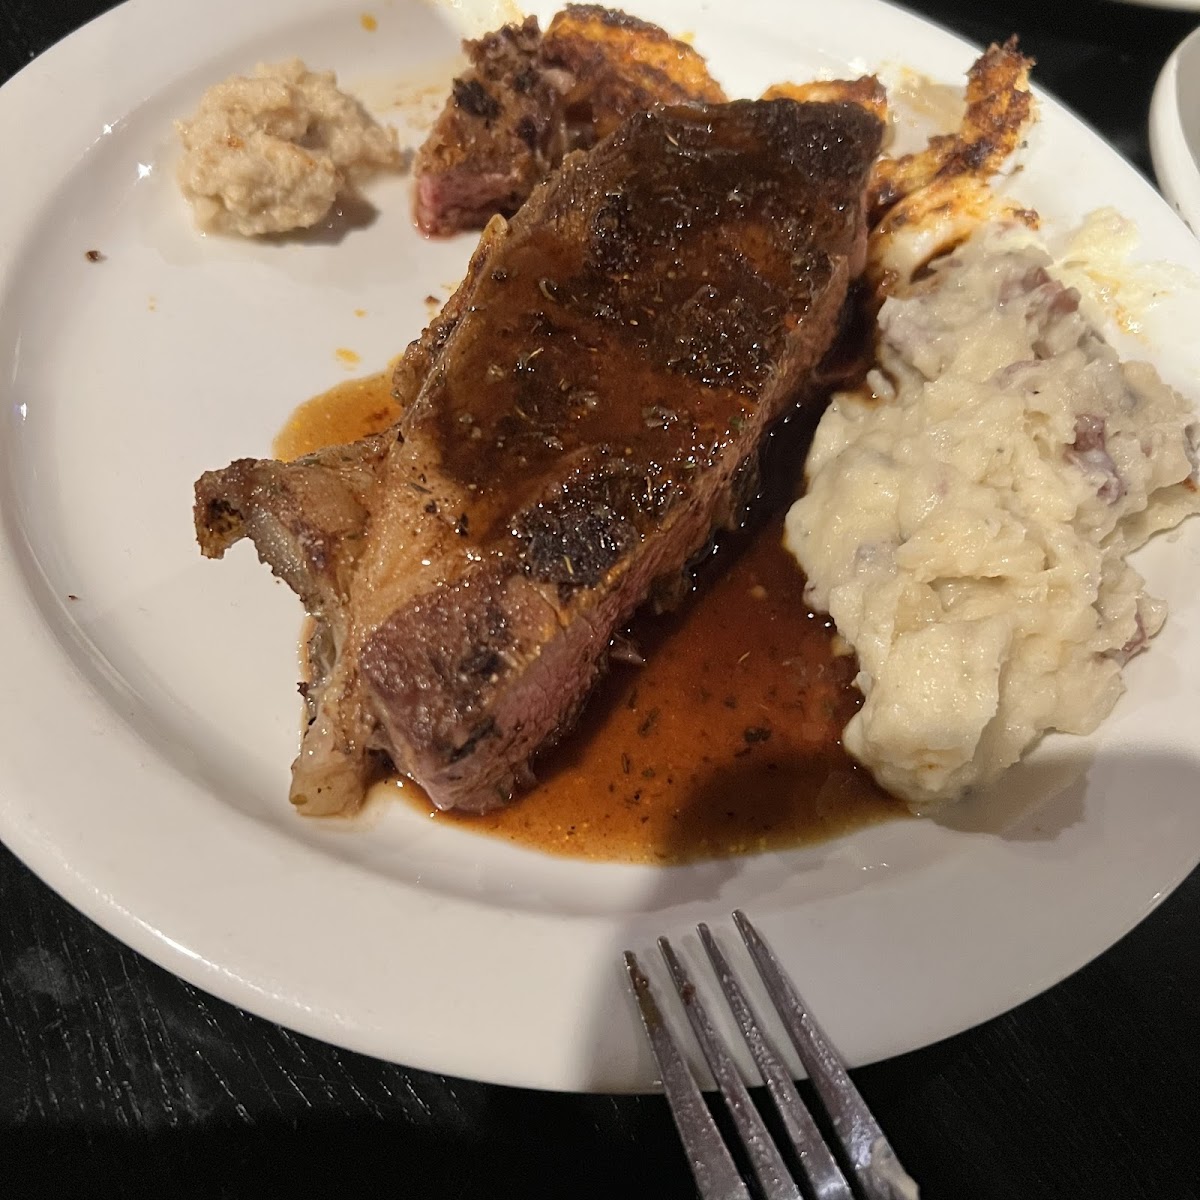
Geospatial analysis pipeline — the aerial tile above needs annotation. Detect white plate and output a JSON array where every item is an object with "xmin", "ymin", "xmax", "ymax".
[
  {"xmin": 2, "ymin": 0, "xmax": 1200, "ymax": 1094},
  {"xmin": 1151, "ymin": 24, "xmax": 1200, "ymax": 234}
]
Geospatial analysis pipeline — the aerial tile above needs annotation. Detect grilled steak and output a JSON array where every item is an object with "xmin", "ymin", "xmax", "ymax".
[
  {"xmin": 196, "ymin": 98, "xmax": 884, "ymax": 815},
  {"xmin": 414, "ymin": 16, "xmax": 564, "ymax": 237},
  {"xmin": 414, "ymin": 4, "xmax": 725, "ymax": 235}
]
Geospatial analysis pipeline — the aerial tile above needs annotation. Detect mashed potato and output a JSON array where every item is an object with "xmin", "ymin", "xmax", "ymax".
[
  {"xmin": 784, "ymin": 224, "xmax": 1200, "ymax": 809},
  {"xmin": 175, "ymin": 59, "xmax": 401, "ymax": 237}
]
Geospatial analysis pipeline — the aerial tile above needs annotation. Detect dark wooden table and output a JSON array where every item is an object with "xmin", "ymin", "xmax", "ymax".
[{"xmin": 2, "ymin": 1, "xmax": 1199, "ymax": 1196}]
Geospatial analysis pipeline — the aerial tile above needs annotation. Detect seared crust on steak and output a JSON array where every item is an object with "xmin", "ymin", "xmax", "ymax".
[
  {"xmin": 414, "ymin": 5, "xmax": 724, "ymax": 235},
  {"xmin": 197, "ymin": 98, "xmax": 883, "ymax": 815},
  {"xmin": 196, "ymin": 436, "xmax": 389, "ymax": 612},
  {"xmin": 413, "ymin": 16, "xmax": 567, "ymax": 236}
]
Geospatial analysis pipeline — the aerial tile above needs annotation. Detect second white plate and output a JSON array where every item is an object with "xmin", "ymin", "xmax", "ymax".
[{"xmin": 1152, "ymin": 24, "xmax": 1200, "ymax": 234}]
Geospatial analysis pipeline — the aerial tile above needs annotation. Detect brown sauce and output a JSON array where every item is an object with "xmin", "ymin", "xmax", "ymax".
[
  {"xmin": 278, "ymin": 375, "xmax": 908, "ymax": 863},
  {"xmin": 273, "ymin": 367, "xmax": 401, "ymax": 460},
  {"xmin": 441, "ymin": 517, "xmax": 904, "ymax": 863}
]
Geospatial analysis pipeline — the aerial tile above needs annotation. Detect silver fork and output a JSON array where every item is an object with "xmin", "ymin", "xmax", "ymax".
[{"xmin": 624, "ymin": 910, "xmax": 919, "ymax": 1200}]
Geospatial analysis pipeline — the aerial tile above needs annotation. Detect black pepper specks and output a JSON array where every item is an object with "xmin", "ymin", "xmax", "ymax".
[
  {"xmin": 637, "ymin": 708, "xmax": 660, "ymax": 737},
  {"xmin": 516, "ymin": 116, "xmax": 538, "ymax": 149},
  {"xmin": 452, "ymin": 78, "xmax": 501, "ymax": 121}
]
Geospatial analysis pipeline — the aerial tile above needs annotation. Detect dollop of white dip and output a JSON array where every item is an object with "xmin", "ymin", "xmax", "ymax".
[
  {"xmin": 175, "ymin": 59, "xmax": 401, "ymax": 237},
  {"xmin": 784, "ymin": 225, "xmax": 1200, "ymax": 809}
]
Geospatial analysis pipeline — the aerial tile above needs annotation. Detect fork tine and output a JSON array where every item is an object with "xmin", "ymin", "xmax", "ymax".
[
  {"xmin": 697, "ymin": 923, "xmax": 854, "ymax": 1200},
  {"xmin": 657, "ymin": 937, "xmax": 802, "ymax": 1200},
  {"xmin": 732, "ymin": 911, "xmax": 920, "ymax": 1200},
  {"xmin": 623, "ymin": 952, "xmax": 752, "ymax": 1200}
]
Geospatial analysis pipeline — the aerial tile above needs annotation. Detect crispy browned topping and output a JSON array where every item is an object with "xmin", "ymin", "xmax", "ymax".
[
  {"xmin": 541, "ymin": 3, "xmax": 726, "ymax": 140},
  {"xmin": 413, "ymin": 6, "xmax": 726, "ymax": 235},
  {"xmin": 868, "ymin": 37, "xmax": 1034, "ymax": 222}
]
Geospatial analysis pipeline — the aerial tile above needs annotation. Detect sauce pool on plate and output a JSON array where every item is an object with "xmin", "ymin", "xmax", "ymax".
[
  {"xmin": 274, "ymin": 367, "xmax": 403, "ymax": 459},
  {"xmin": 276, "ymin": 370, "xmax": 908, "ymax": 863}
]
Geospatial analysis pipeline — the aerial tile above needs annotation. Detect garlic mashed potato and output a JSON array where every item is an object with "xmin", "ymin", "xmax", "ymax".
[
  {"xmin": 785, "ymin": 225, "xmax": 1200, "ymax": 809},
  {"xmin": 176, "ymin": 59, "xmax": 401, "ymax": 237}
]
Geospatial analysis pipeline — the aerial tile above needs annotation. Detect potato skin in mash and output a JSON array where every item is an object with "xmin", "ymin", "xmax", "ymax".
[
  {"xmin": 786, "ymin": 225, "xmax": 1200, "ymax": 809},
  {"xmin": 175, "ymin": 59, "xmax": 401, "ymax": 237}
]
